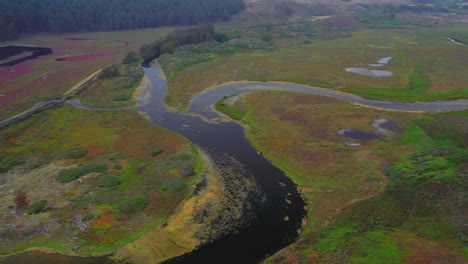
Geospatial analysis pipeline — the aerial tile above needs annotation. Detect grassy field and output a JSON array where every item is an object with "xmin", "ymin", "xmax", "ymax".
[
  {"xmin": 160, "ymin": 26, "xmax": 468, "ymax": 109},
  {"xmin": 0, "ymin": 27, "xmax": 177, "ymax": 120},
  {"xmin": 77, "ymin": 62, "xmax": 144, "ymax": 108},
  {"xmin": 0, "ymin": 104, "xmax": 200, "ymax": 255},
  {"xmin": 216, "ymin": 91, "xmax": 467, "ymax": 263}
]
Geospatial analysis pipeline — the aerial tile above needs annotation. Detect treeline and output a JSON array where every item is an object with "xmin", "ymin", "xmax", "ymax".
[
  {"xmin": 140, "ymin": 22, "xmax": 217, "ymax": 63},
  {"xmin": 0, "ymin": 0, "xmax": 245, "ymax": 40},
  {"xmin": 358, "ymin": 1, "xmax": 467, "ymax": 17}
]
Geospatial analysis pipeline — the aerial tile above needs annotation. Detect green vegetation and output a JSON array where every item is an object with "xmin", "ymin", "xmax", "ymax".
[
  {"xmin": 401, "ymin": 122, "xmax": 433, "ymax": 151},
  {"xmin": 215, "ymin": 96, "xmax": 246, "ymax": 120},
  {"xmin": 407, "ymin": 66, "xmax": 430, "ymax": 92},
  {"xmin": 28, "ymin": 200, "xmax": 46, "ymax": 214},
  {"xmin": 344, "ymin": 87, "xmax": 468, "ymax": 102},
  {"xmin": 0, "ymin": 157, "xmax": 24, "ymax": 173},
  {"xmin": 149, "ymin": 148, "xmax": 164, "ymax": 157},
  {"xmin": 78, "ymin": 62, "xmax": 143, "ymax": 108},
  {"xmin": 385, "ymin": 150, "xmax": 458, "ymax": 185},
  {"xmin": 56, "ymin": 163, "xmax": 107, "ymax": 183},
  {"xmin": 116, "ymin": 196, "xmax": 150, "ymax": 213},
  {"xmin": 159, "ymin": 178, "xmax": 187, "ymax": 193},
  {"xmin": 99, "ymin": 64, "xmax": 121, "ymax": 79},
  {"xmin": 139, "ymin": 22, "xmax": 217, "ymax": 62},
  {"xmin": 62, "ymin": 150, "xmax": 88, "ymax": 159},
  {"xmin": 93, "ymin": 175, "xmax": 122, "ymax": 188},
  {"xmin": 122, "ymin": 51, "xmax": 140, "ymax": 65},
  {"xmin": 82, "ymin": 213, "xmax": 95, "ymax": 222}
]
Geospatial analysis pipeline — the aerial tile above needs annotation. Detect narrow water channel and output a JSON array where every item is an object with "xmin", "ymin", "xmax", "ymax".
[{"xmin": 138, "ymin": 65, "xmax": 307, "ymax": 263}]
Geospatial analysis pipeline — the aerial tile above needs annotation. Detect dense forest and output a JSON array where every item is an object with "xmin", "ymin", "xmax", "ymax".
[
  {"xmin": 0, "ymin": 0, "xmax": 245, "ymax": 41},
  {"xmin": 139, "ymin": 22, "xmax": 216, "ymax": 63}
]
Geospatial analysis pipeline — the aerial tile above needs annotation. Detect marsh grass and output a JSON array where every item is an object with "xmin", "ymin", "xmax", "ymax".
[
  {"xmin": 162, "ymin": 26, "xmax": 468, "ymax": 109},
  {"xmin": 78, "ymin": 62, "xmax": 143, "ymax": 108}
]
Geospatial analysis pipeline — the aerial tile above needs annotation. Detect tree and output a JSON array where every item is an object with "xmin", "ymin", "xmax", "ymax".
[
  {"xmin": 0, "ymin": 0, "xmax": 246, "ymax": 37},
  {"xmin": 99, "ymin": 64, "xmax": 121, "ymax": 79}
]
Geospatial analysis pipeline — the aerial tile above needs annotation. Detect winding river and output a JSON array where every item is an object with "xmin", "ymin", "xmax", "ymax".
[{"xmin": 1, "ymin": 63, "xmax": 468, "ymax": 263}]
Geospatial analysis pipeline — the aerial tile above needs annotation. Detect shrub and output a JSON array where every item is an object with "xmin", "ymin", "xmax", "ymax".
[
  {"xmin": 0, "ymin": 157, "xmax": 24, "ymax": 173},
  {"xmin": 115, "ymin": 196, "xmax": 149, "ymax": 213},
  {"xmin": 82, "ymin": 213, "xmax": 95, "ymax": 222},
  {"xmin": 122, "ymin": 51, "xmax": 140, "ymax": 64},
  {"xmin": 28, "ymin": 200, "xmax": 46, "ymax": 214},
  {"xmin": 99, "ymin": 64, "xmax": 120, "ymax": 79},
  {"xmin": 113, "ymin": 94, "xmax": 132, "ymax": 101},
  {"xmin": 159, "ymin": 178, "xmax": 186, "ymax": 193},
  {"xmin": 63, "ymin": 150, "xmax": 87, "ymax": 159},
  {"xmin": 149, "ymin": 148, "xmax": 164, "ymax": 157},
  {"xmin": 57, "ymin": 163, "xmax": 107, "ymax": 183},
  {"xmin": 93, "ymin": 174, "xmax": 122, "ymax": 188}
]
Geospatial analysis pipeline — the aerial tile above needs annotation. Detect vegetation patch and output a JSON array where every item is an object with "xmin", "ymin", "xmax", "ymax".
[
  {"xmin": 27, "ymin": 200, "xmax": 46, "ymax": 214},
  {"xmin": 62, "ymin": 149, "xmax": 88, "ymax": 159},
  {"xmin": 0, "ymin": 157, "xmax": 24, "ymax": 173},
  {"xmin": 56, "ymin": 163, "xmax": 107, "ymax": 183},
  {"xmin": 115, "ymin": 196, "xmax": 150, "ymax": 213},
  {"xmin": 93, "ymin": 174, "xmax": 122, "ymax": 188},
  {"xmin": 149, "ymin": 148, "xmax": 164, "ymax": 157},
  {"xmin": 78, "ymin": 62, "xmax": 143, "ymax": 108},
  {"xmin": 0, "ymin": 105, "xmax": 198, "ymax": 255},
  {"xmin": 407, "ymin": 65, "xmax": 430, "ymax": 92},
  {"xmin": 215, "ymin": 96, "xmax": 246, "ymax": 120},
  {"xmin": 159, "ymin": 178, "xmax": 187, "ymax": 193}
]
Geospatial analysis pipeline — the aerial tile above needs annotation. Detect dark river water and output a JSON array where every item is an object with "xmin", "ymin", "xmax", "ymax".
[{"xmin": 2, "ymin": 62, "xmax": 468, "ymax": 264}]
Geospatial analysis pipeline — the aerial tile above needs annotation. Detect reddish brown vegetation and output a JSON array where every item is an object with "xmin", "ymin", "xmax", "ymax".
[
  {"xmin": 91, "ymin": 215, "xmax": 114, "ymax": 229},
  {"xmin": 14, "ymin": 191, "xmax": 28, "ymax": 209}
]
